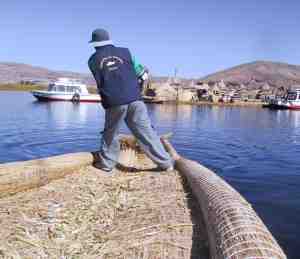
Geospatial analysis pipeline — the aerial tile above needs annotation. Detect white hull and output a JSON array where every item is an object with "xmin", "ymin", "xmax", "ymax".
[
  {"xmin": 31, "ymin": 90, "xmax": 101, "ymax": 103},
  {"xmin": 285, "ymin": 101, "xmax": 300, "ymax": 110},
  {"xmin": 266, "ymin": 89, "xmax": 300, "ymax": 110}
]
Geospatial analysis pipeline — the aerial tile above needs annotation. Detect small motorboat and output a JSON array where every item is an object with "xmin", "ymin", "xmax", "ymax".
[
  {"xmin": 264, "ymin": 97, "xmax": 288, "ymax": 109},
  {"xmin": 31, "ymin": 78, "xmax": 101, "ymax": 103},
  {"xmin": 264, "ymin": 87, "xmax": 300, "ymax": 110},
  {"xmin": 284, "ymin": 88, "xmax": 300, "ymax": 110}
]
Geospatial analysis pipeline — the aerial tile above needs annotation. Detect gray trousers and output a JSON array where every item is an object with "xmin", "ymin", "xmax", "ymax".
[{"xmin": 97, "ymin": 101, "xmax": 173, "ymax": 170}]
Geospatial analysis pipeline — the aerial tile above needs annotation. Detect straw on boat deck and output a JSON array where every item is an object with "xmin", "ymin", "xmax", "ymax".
[
  {"xmin": 0, "ymin": 136, "xmax": 287, "ymax": 259},
  {"xmin": 0, "ymin": 145, "xmax": 209, "ymax": 258}
]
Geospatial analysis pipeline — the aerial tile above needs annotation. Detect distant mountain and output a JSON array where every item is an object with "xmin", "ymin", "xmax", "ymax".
[
  {"xmin": 2, "ymin": 60, "xmax": 300, "ymax": 90},
  {"xmin": 200, "ymin": 61, "xmax": 300, "ymax": 89},
  {"xmin": 0, "ymin": 62, "xmax": 168, "ymax": 87},
  {"xmin": 0, "ymin": 62, "xmax": 96, "ymax": 86}
]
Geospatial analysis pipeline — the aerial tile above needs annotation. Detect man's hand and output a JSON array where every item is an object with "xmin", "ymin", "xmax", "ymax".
[{"xmin": 138, "ymin": 69, "xmax": 149, "ymax": 85}]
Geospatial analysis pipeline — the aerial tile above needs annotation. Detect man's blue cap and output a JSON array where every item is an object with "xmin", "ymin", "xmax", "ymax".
[{"xmin": 89, "ymin": 29, "xmax": 110, "ymax": 43}]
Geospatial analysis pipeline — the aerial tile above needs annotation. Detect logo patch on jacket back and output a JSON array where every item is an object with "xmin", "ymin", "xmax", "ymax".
[{"xmin": 100, "ymin": 56, "xmax": 124, "ymax": 72}]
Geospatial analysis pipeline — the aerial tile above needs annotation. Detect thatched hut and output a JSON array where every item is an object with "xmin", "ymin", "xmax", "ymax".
[
  {"xmin": 208, "ymin": 84, "xmax": 224, "ymax": 103},
  {"xmin": 144, "ymin": 82, "xmax": 177, "ymax": 102},
  {"xmin": 177, "ymin": 87, "xmax": 198, "ymax": 102}
]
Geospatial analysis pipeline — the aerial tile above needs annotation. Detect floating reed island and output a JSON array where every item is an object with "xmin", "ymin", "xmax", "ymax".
[{"xmin": 0, "ymin": 136, "xmax": 286, "ymax": 259}]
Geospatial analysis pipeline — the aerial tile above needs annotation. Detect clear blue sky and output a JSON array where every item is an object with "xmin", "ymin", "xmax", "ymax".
[{"xmin": 1, "ymin": 0, "xmax": 300, "ymax": 78}]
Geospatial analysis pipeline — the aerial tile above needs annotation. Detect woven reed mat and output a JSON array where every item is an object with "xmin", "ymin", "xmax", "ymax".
[{"xmin": 0, "ymin": 148, "xmax": 209, "ymax": 259}]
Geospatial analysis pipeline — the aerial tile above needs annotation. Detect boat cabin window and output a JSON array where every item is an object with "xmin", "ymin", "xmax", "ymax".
[
  {"xmin": 287, "ymin": 92, "xmax": 297, "ymax": 100},
  {"xmin": 48, "ymin": 84, "xmax": 82, "ymax": 93},
  {"xmin": 57, "ymin": 85, "xmax": 67, "ymax": 92},
  {"xmin": 66, "ymin": 86, "xmax": 82, "ymax": 93},
  {"xmin": 48, "ymin": 83, "xmax": 55, "ymax": 91}
]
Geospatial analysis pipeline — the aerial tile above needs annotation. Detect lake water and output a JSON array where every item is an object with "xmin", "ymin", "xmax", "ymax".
[{"xmin": 0, "ymin": 91, "xmax": 299, "ymax": 258}]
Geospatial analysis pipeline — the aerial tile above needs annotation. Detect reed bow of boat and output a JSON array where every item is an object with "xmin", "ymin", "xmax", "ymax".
[{"xmin": 162, "ymin": 138, "xmax": 287, "ymax": 259}]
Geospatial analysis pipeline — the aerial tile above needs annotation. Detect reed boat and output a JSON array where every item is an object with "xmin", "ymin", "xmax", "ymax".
[{"xmin": 0, "ymin": 136, "xmax": 287, "ymax": 258}]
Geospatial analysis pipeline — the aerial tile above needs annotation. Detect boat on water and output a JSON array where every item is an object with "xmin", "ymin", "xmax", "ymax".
[
  {"xmin": 264, "ymin": 97, "xmax": 288, "ymax": 109},
  {"xmin": 0, "ymin": 135, "xmax": 287, "ymax": 258},
  {"xmin": 31, "ymin": 78, "xmax": 101, "ymax": 103},
  {"xmin": 285, "ymin": 88, "xmax": 300, "ymax": 110},
  {"xmin": 264, "ymin": 87, "xmax": 300, "ymax": 110}
]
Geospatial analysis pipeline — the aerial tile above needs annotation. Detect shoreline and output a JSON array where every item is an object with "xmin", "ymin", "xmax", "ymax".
[
  {"xmin": 148, "ymin": 100, "xmax": 266, "ymax": 108},
  {"xmin": 1, "ymin": 86, "xmax": 265, "ymax": 108},
  {"xmin": 192, "ymin": 100, "xmax": 265, "ymax": 108},
  {"xmin": 0, "ymin": 84, "xmax": 45, "ymax": 92}
]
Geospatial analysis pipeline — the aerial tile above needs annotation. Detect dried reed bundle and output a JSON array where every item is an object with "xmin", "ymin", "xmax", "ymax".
[
  {"xmin": 162, "ymin": 139, "xmax": 287, "ymax": 259},
  {"xmin": 0, "ymin": 143, "xmax": 208, "ymax": 258},
  {"xmin": 0, "ymin": 136, "xmax": 287, "ymax": 259}
]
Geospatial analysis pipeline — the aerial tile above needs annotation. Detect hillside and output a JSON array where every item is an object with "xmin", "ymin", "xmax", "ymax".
[
  {"xmin": 0, "ymin": 62, "xmax": 96, "ymax": 86},
  {"xmin": 200, "ymin": 61, "xmax": 300, "ymax": 88},
  {"xmin": 2, "ymin": 61, "xmax": 300, "ymax": 90},
  {"xmin": 0, "ymin": 62, "xmax": 168, "ymax": 87}
]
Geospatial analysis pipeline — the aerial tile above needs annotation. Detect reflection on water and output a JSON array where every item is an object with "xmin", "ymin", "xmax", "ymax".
[
  {"xmin": 0, "ymin": 92, "xmax": 104, "ymax": 162},
  {"xmin": 288, "ymin": 109, "xmax": 300, "ymax": 128},
  {"xmin": 0, "ymin": 92, "xmax": 300, "ymax": 258},
  {"xmin": 45, "ymin": 102, "xmax": 89, "ymax": 128},
  {"xmin": 29, "ymin": 100, "xmax": 104, "ymax": 129},
  {"xmin": 147, "ymin": 103, "xmax": 194, "ymax": 122}
]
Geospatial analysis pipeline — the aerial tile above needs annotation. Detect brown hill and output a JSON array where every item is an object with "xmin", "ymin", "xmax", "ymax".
[
  {"xmin": 2, "ymin": 61, "xmax": 300, "ymax": 90},
  {"xmin": 200, "ymin": 61, "xmax": 300, "ymax": 89},
  {"xmin": 0, "ymin": 62, "xmax": 168, "ymax": 87},
  {"xmin": 0, "ymin": 62, "xmax": 96, "ymax": 86}
]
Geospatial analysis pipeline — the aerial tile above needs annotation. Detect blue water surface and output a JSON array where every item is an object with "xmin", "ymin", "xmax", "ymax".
[{"xmin": 0, "ymin": 91, "xmax": 299, "ymax": 258}]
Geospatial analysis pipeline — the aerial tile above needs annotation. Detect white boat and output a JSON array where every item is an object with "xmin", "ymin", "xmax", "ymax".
[
  {"xmin": 265, "ymin": 97, "xmax": 288, "ymax": 109},
  {"xmin": 265, "ymin": 87, "xmax": 300, "ymax": 110},
  {"xmin": 284, "ymin": 88, "xmax": 300, "ymax": 110},
  {"xmin": 31, "ymin": 78, "xmax": 101, "ymax": 103}
]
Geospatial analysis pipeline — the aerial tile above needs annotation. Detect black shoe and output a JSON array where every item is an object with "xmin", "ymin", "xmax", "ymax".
[{"xmin": 93, "ymin": 162, "xmax": 115, "ymax": 174}]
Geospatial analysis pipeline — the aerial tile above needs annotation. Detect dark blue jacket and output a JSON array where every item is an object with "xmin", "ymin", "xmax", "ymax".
[{"xmin": 88, "ymin": 45, "xmax": 141, "ymax": 109}]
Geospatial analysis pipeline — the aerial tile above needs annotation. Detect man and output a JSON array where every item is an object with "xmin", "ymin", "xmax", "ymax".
[{"xmin": 88, "ymin": 28, "xmax": 174, "ymax": 174}]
